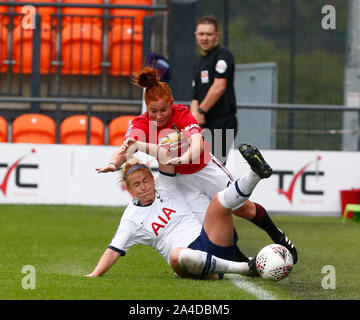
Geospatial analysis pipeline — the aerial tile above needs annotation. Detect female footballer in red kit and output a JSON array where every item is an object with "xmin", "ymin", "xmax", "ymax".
[{"xmin": 96, "ymin": 67, "xmax": 297, "ymax": 264}]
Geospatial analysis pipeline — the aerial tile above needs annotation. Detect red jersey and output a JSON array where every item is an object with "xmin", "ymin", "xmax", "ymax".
[{"xmin": 124, "ymin": 104, "xmax": 211, "ymax": 174}]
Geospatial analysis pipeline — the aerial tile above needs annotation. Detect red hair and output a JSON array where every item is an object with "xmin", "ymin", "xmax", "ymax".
[{"xmin": 133, "ymin": 67, "xmax": 173, "ymax": 106}]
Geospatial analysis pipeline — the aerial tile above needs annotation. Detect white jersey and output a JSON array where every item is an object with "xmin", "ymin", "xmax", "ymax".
[
  {"xmin": 109, "ymin": 173, "xmax": 202, "ymax": 265},
  {"xmin": 176, "ymin": 156, "xmax": 234, "ymax": 223}
]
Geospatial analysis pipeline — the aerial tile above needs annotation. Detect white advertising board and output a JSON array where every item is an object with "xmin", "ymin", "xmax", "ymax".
[
  {"xmin": 227, "ymin": 149, "xmax": 360, "ymax": 216},
  {"xmin": 1, "ymin": 144, "xmax": 358, "ymax": 216},
  {"xmin": 0, "ymin": 143, "xmax": 157, "ymax": 206}
]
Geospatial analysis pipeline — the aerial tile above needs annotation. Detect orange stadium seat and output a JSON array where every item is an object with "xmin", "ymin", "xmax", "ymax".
[
  {"xmin": 61, "ymin": 23, "xmax": 102, "ymax": 75},
  {"xmin": 62, "ymin": 0, "xmax": 104, "ymax": 24},
  {"xmin": 14, "ymin": 0, "xmax": 57, "ymax": 24},
  {"xmin": 110, "ymin": 0, "xmax": 152, "ymax": 26},
  {"xmin": 0, "ymin": 24, "xmax": 8, "ymax": 73},
  {"xmin": 12, "ymin": 114, "xmax": 56, "ymax": 144},
  {"xmin": 0, "ymin": 1, "xmax": 9, "ymax": 73},
  {"xmin": 108, "ymin": 115, "xmax": 137, "ymax": 145},
  {"xmin": 108, "ymin": 23, "xmax": 143, "ymax": 76},
  {"xmin": 0, "ymin": 116, "xmax": 8, "ymax": 142},
  {"xmin": 0, "ymin": 0, "xmax": 10, "ymax": 25},
  {"xmin": 12, "ymin": 22, "xmax": 56, "ymax": 74},
  {"xmin": 60, "ymin": 115, "xmax": 104, "ymax": 145}
]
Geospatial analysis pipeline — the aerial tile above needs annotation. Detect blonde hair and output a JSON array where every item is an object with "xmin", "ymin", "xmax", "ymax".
[
  {"xmin": 133, "ymin": 67, "xmax": 173, "ymax": 106},
  {"xmin": 121, "ymin": 157, "xmax": 152, "ymax": 188}
]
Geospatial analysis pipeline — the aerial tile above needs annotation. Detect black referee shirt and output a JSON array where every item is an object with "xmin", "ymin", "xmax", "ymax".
[{"xmin": 192, "ymin": 45, "xmax": 237, "ymax": 121}]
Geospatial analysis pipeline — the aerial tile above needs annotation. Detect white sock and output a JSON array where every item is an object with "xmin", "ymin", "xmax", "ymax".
[
  {"xmin": 178, "ymin": 249, "xmax": 250, "ymax": 276},
  {"xmin": 217, "ymin": 171, "xmax": 261, "ymax": 210},
  {"xmin": 237, "ymin": 170, "xmax": 261, "ymax": 195},
  {"xmin": 217, "ymin": 181, "xmax": 248, "ymax": 210},
  {"xmin": 209, "ymin": 255, "xmax": 250, "ymax": 275}
]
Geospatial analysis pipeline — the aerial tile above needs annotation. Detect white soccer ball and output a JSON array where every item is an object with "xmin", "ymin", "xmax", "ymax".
[{"xmin": 255, "ymin": 244, "xmax": 294, "ymax": 281}]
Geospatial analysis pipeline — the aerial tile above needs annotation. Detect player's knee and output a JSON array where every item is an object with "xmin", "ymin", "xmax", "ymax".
[{"xmin": 170, "ymin": 247, "xmax": 183, "ymax": 267}]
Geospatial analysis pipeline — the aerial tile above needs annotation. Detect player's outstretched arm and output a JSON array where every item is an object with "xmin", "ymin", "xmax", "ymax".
[
  {"xmin": 85, "ymin": 248, "xmax": 121, "ymax": 277},
  {"xmin": 96, "ymin": 139, "xmax": 141, "ymax": 173},
  {"xmin": 96, "ymin": 138, "xmax": 175, "ymax": 174}
]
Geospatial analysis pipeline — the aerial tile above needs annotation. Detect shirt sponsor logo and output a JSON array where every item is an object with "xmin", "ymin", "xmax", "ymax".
[
  {"xmin": 215, "ymin": 60, "xmax": 227, "ymax": 74},
  {"xmin": 201, "ymin": 70, "xmax": 209, "ymax": 83},
  {"xmin": 124, "ymin": 124, "xmax": 133, "ymax": 138},
  {"xmin": 152, "ymin": 207, "xmax": 176, "ymax": 236}
]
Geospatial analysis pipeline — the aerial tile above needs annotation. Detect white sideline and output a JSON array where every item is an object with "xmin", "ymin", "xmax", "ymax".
[{"xmin": 225, "ymin": 274, "xmax": 278, "ymax": 300}]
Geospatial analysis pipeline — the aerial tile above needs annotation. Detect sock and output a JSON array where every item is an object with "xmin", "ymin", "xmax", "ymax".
[
  {"xmin": 236, "ymin": 170, "xmax": 261, "ymax": 195},
  {"xmin": 234, "ymin": 246, "xmax": 250, "ymax": 263},
  {"xmin": 217, "ymin": 170, "xmax": 262, "ymax": 210},
  {"xmin": 217, "ymin": 180, "xmax": 250, "ymax": 210},
  {"xmin": 178, "ymin": 249, "xmax": 251, "ymax": 276},
  {"xmin": 251, "ymin": 203, "xmax": 282, "ymax": 241}
]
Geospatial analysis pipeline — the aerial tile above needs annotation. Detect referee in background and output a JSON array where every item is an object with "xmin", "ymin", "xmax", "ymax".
[{"xmin": 190, "ymin": 15, "xmax": 237, "ymax": 164}]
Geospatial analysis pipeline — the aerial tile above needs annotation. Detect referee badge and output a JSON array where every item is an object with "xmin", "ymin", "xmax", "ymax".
[{"xmin": 215, "ymin": 60, "xmax": 227, "ymax": 73}]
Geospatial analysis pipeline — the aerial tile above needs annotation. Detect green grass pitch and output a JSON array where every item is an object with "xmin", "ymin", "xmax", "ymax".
[{"xmin": 0, "ymin": 204, "xmax": 359, "ymax": 300}]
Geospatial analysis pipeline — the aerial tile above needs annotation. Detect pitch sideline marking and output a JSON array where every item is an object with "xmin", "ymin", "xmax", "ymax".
[{"xmin": 226, "ymin": 274, "xmax": 278, "ymax": 300}]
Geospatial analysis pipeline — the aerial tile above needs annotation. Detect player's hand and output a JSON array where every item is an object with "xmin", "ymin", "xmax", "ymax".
[
  {"xmin": 192, "ymin": 109, "xmax": 206, "ymax": 127},
  {"xmin": 118, "ymin": 138, "xmax": 137, "ymax": 154},
  {"xmin": 165, "ymin": 155, "xmax": 189, "ymax": 166},
  {"xmin": 197, "ymin": 113, "xmax": 206, "ymax": 127},
  {"xmin": 96, "ymin": 163, "xmax": 118, "ymax": 173},
  {"xmin": 124, "ymin": 137, "xmax": 137, "ymax": 148}
]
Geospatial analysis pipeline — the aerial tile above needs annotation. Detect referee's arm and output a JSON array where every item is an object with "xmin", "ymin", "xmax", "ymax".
[{"xmin": 198, "ymin": 78, "xmax": 227, "ymax": 113}]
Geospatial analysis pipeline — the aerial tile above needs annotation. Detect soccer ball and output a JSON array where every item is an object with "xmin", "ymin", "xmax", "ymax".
[{"xmin": 255, "ymin": 244, "xmax": 294, "ymax": 281}]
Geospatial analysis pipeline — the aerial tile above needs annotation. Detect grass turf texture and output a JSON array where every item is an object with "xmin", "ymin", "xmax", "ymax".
[{"xmin": 0, "ymin": 204, "xmax": 359, "ymax": 300}]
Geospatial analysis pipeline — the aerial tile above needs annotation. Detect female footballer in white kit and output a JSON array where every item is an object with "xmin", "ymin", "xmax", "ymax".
[
  {"xmin": 86, "ymin": 140, "xmax": 274, "ymax": 279},
  {"xmin": 97, "ymin": 67, "xmax": 297, "ymax": 264}
]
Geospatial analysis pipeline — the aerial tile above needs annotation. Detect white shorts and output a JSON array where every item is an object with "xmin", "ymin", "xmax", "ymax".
[{"xmin": 176, "ymin": 156, "xmax": 234, "ymax": 223}]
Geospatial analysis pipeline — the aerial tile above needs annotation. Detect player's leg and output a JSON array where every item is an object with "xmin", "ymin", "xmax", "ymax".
[
  {"xmin": 202, "ymin": 175, "xmax": 256, "ymax": 248},
  {"xmin": 202, "ymin": 193, "xmax": 235, "ymax": 247},
  {"xmin": 171, "ymin": 185, "xmax": 259, "ymax": 279},
  {"xmin": 177, "ymin": 159, "xmax": 255, "ymax": 263},
  {"xmin": 234, "ymin": 143, "xmax": 298, "ymax": 263},
  {"xmin": 170, "ymin": 247, "xmax": 252, "ymax": 279}
]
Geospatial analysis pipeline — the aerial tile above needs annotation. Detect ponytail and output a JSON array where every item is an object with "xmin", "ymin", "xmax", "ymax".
[{"xmin": 133, "ymin": 67, "xmax": 173, "ymax": 106}]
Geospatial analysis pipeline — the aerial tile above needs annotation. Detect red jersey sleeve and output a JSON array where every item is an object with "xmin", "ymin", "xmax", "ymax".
[
  {"xmin": 174, "ymin": 104, "xmax": 201, "ymax": 137},
  {"xmin": 123, "ymin": 117, "xmax": 148, "ymax": 142}
]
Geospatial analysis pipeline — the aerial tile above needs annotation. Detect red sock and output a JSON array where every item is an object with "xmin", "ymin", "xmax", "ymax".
[{"xmin": 251, "ymin": 203, "xmax": 282, "ymax": 241}]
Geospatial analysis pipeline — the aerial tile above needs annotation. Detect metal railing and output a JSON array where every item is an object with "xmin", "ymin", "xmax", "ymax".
[{"xmin": 1, "ymin": 96, "xmax": 359, "ymax": 151}]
